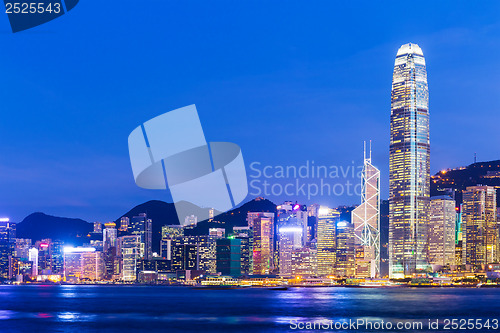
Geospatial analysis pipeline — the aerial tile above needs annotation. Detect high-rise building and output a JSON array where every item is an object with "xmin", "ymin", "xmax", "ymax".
[
  {"xmin": 63, "ymin": 246, "xmax": 97, "ymax": 283},
  {"xmin": 161, "ymin": 225, "xmax": 184, "ymax": 239},
  {"xmin": 251, "ymin": 212, "xmax": 275, "ymax": 275},
  {"xmin": 247, "ymin": 212, "xmax": 274, "ymax": 229},
  {"xmin": 81, "ymin": 251, "xmax": 104, "ymax": 281},
  {"xmin": 171, "ymin": 243, "xmax": 198, "ymax": 271},
  {"xmin": 51, "ymin": 240, "xmax": 65, "ymax": 275},
  {"xmin": 0, "ymin": 219, "xmax": 16, "ymax": 279},
  {"xmin": 93, "ymin": 222, "xmax": 103, "ymax": 233},
  {"xmin": 163, "ymin": 235, "xmax": 216, "ymax": 274},
  {"xmin": 428, "ymin": 196, "xmax": 456, "ymax": 268},
  {"xmin": 232, "ymin": 227, "xmax": 252, "ymax": 275},
  {"xmin": 103, "ymin": 222, "xmax": 118, "ymax": 251},
  {"xmin": 307, "ymin": 204, "xmax": 320, "ymax": 242},
  {"xmin": 276, "ymin": 204, "xmax": 306, "ymax": 275},
  {"xmin": 291, "ymin": 247, "xmax": 317, "ymax": 277},
  {"xmin": 352, "ymin": 142, "xmax": 381, "ymax": 278},
  {"xmin": 28, "ymin": 247, "xmax": 39, "ymax": 277},
  {"xmin": 36, "ymin": 240, "xmax": 53, "ymax": 274},
  {"xmin": 119, "ymin": 217, "xmax": 129, "ymax": 232},
  {"xmin": 209, "ymin": 228, "xmax": 226, "ymax": 238},
  {"xmin": 389, "ymin": 43, "xmax": 430, "ymax": 278},
  {"xmin": 277, "ymin": 203, "xmax": 308, "ymax": 245},
  {"xmin": 336, "ymin": 221, "xmax": 355, "ymax": 277},
  {"xmin": 463, "ymin": 186, "xmax": 498, "ymax": 266},
  {"xmin": 216, "ymin": 238, "xmax": 241, "ymax": 277},
  {"xmin": 316, "ymin": 207, "xmax": 339, "ymax": 276},
  {"xmin": 120, "ymin": 235, "xmax": 141, "ymax": 282},
  {"xmin": 14, "ymin": 239, "xmax": 31, "ymax": 261},
  {"xmin": 130, "ymin": 213, "xmax": 153, "ymax": 260},
  {"xmin": 277, "ymin": 225, "xmax": 303, "ymax": 276}
]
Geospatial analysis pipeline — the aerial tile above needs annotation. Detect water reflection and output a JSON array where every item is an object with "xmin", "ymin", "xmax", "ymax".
[{"xmin": 0, "ymin": 286, "xmax": 499, "ymax": 332}]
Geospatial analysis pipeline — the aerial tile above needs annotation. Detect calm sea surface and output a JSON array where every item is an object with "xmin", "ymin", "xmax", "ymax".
[{"xmin": 1, "ymin": 285, "xmax": 500, "ymax": 332}]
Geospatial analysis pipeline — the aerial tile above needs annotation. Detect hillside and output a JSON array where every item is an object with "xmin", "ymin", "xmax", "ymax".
[
  {"xmin": 16, "ymin": 212, "xmax": 93, "ymax": 245},
  {"xmin": 431, "ymin": 159, "xmax": 500, "ymax": 206}
]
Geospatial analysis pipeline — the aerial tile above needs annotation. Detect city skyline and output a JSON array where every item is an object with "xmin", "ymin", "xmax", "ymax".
[
  {"xmin": 2, "ymin": 3, "xmax": 500, "ymax": 332},
  {"xmin": 0, "ymin": 2, "xmax": 499, "ymax": 222}
]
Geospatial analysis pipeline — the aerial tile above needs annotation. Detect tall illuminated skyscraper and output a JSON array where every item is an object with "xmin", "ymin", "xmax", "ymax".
[
  {"xmin": 389, "ymin": 43, "xmax": 430, "ymax": 278},
  {"xmin": 251, "ymin": 213, "xmax": 275, "ymax": 275},
  {"xmin": 130, "ymin": 213, "xmax": 153, "ymax": 260},
  {"xmin": 352, "ymin": 142, "xmax": 380, "ymax": 278}
]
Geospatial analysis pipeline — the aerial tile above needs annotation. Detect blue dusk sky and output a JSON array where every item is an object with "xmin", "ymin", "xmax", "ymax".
[{"xmin": 0, "ymin": 1, "xmax": 499, "ymax": 222}]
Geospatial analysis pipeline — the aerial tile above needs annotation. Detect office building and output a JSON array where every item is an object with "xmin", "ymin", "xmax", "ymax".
[
  {"xmin": 14, "ymin": 239, "xmax": 31, "ymax": 261},
  {"xmin": 120, "ymin": 235, "xmax": 141, "ymax": 281},
  {"xmin": 130, "ymin": 213, "xmax": 153, "ymax": 260},
  {"xmin": 232, "ymin": 227, "xmax": 252, "ymax": 275},
  {"xmin": 389, "ymin": 43, "xmax": 430, "ymax": 278},
  {"xmin": 63, "ymin": 246, "xmax": 96, "ymax": 283},
  {"xmin": 103, "ymin": 222, "xmax": 118, "ymax": 251},
  {"xmin": 336, "ymin": 221, "xmax": 355, "ymax": 277},
  {"xmin": 28, "ymin": 247, "xmax": 39, "ymax": 277},
  {"xmin": 463, "ymin": 186, "xmax": 498, "ymax": 266},
  {"xmin": 119, "ymin": 217, "xmax": 129, "ymax": 232},
  {"xmin": 291, "ymin": 247, "xmax": 317, "ymax": 277},
  {"xmin": 216, "ymin": 238, "xmax": 241, "ymax": 277},
  {"xmin": 209, "ymin": 228, "xmax": 225, "ymax": 238},
  {"xmin": 352, "ymin": 142, "xmax": 381, "ymax": 278},
  {"xmin": 428, "ymin": 196, "xmax": 456, "ymax": 268},
  {"xmin": 277, "ymin": 207, "xmax": 304, "ymax": 275},
  {"xmin": 247, "ymin": 212, "xmax": 274, "ymax": 229},
  {"xmin": 251, "ymin": 212, "xmax": 275, "ymax": 275},
  {"xmin": 0, "ymin": 219, "xmax": 15, "ymax": 279},
  {"xmin": 161, "ymin": 225, "xmax": 184, "ymax": 239},
  {"xmin": 316, "ymin": 207, "xmax": 339, "ymax": 276}
]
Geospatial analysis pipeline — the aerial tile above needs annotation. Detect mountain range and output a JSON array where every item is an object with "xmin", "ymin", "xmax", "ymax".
[{"xmin": 15, "ymin": 198, "xmax": 278, "ymax": 252}]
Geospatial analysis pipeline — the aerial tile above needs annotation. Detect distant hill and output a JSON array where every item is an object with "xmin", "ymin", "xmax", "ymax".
[
  {"xmin": 16, "ymin": 212, "xmax": 93, "ymax": 245},
  {"xmin": 431, "ymin": 159, "xmax": 500, "ymax": 206},
  {"xmin": 188, "ymin": 197, "xmax": 277, "ymax": 236}
]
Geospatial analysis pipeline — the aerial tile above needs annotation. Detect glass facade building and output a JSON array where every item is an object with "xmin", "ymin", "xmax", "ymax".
[
  {"xmin": 463, "ymin": 186, "xmax": 498, "ymax": 266},
  {"xmin": 216, "ymin": 238, "xmax": 241, "ymax": 277},
  {"xmin": 316, "ymin": 207, "xmax": 338, "ymax": 276},
  {"xmin": 251, "ymin": 213, "xmax": 275, "ymax": 275},
  {"xmin": 428, "ymin": 196, "xmax": 456, "ymax": 268},
  {"xmin": 352, "ymin": 142, "xmax": 381, "ymax": 278},
  {"xmin": 389, "ymin": 43, "xmax": 430, "ymax": 277}
]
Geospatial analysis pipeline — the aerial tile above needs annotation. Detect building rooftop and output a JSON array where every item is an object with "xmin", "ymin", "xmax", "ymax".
[{"xmin": 396, "ymin": 43, "xmax": 424, "ymax": 56}]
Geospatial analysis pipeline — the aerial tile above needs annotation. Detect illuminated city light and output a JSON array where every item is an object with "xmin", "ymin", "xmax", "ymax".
[
  {"xmin": 63, "ymin": 247, "xmax": 96, "ymax": 253},
  {"xmin": 279, "ymin": 227, "xmax": 303, "ymax": 233},
  {"xmin": 318, "ymin": 207, "xmax": 330, "ymax": 216}
]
